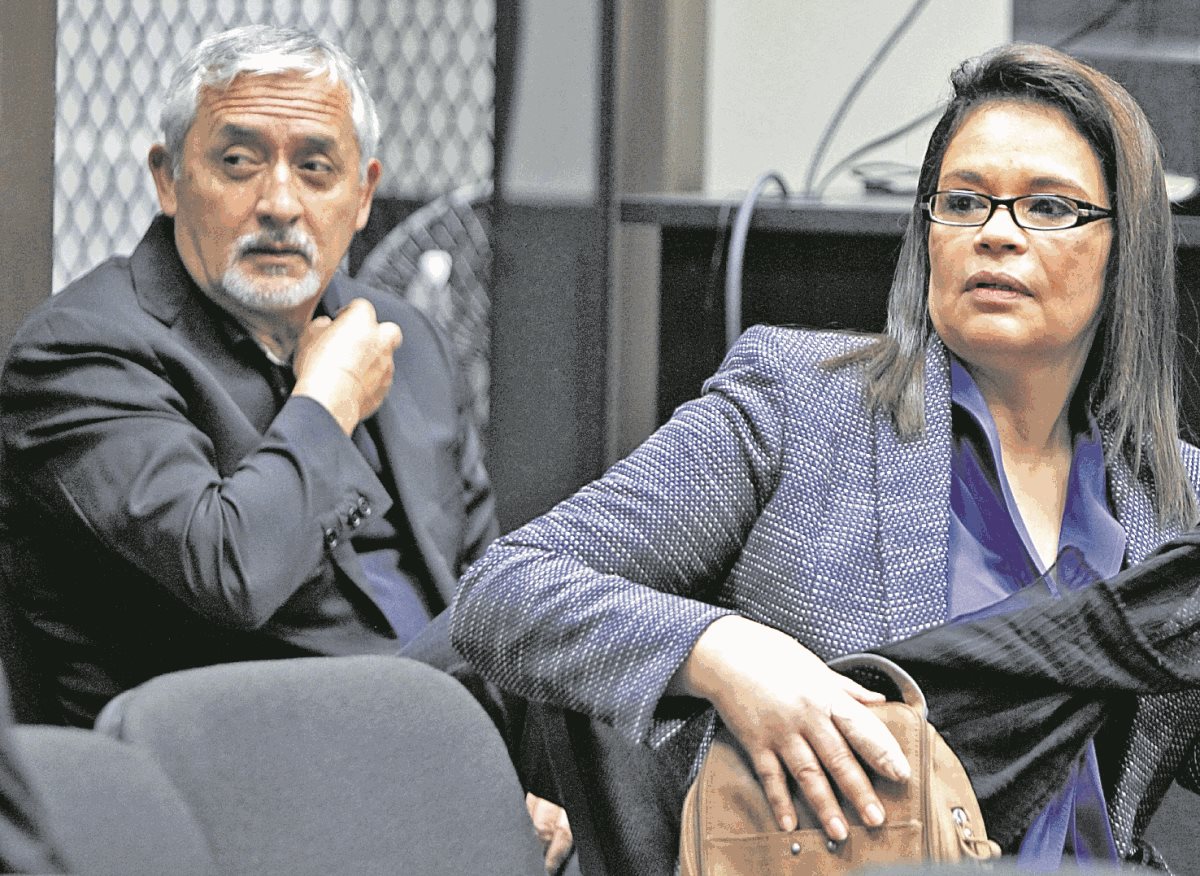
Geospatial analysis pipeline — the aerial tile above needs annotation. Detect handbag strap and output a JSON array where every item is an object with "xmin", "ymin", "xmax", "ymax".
[{"xmin": 827, "ymin": 653, "xmax": 927, "ymax": 717}]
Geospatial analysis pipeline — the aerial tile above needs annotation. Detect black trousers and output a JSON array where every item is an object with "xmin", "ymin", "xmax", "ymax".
[{"xmin": 400, "ymin": 609, "xmax": 562, "ymax": 803}]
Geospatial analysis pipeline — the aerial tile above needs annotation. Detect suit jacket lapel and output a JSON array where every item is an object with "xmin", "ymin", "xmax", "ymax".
[
  {"xmin": 129, "ymin": 216, "xmax": 286, "ymax": 462},
  {"xmin": 131, "ymin": 215, "xmax": 196, "ymax": 327},
  {"xmin": 874, "ymin": 341, "xmax": 953, "ymax": 641},
  {"xmin": 1105, "ymin": 446, "xmax": 1186, "ymax": 565},
  {"xmin": 321, "ymin": 277, "xmax": 459, "ymax": 605}
]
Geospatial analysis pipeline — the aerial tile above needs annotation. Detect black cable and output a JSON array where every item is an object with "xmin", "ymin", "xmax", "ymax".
[
  {"xmin": 707, "ymin": 200, "xmax": 736, "ymax": 316},
  {"xmin": 725, "ymin": 171, "xmax": 789, "ymax": 350},
  {"xmin": 813, "ymin": 104, "xmax": 943, "ymax": 198},
  {"xmin": 810, "ymin": 0, "xmax": 1134, "ymax": 199},
  {"xmin": 802, "ymin": 0, "xmax": 931, "ymax": 198}
]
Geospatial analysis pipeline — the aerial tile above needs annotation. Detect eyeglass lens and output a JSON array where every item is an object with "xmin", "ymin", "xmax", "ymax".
[{"xmin": 930, "ymin": 192, "xmax": 1081, "ymax": 229}]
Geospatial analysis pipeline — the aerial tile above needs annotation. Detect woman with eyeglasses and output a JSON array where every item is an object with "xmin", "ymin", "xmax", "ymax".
[{"xmin": 453, "ymin": 44, "xmax": 1200, "ymax": 870}]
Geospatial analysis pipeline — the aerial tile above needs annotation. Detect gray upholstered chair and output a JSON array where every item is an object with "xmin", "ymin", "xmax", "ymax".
[
  {"xmin": 13, "ymin": 725, "xmax": 218, "ymax": 875},
  {"xmin": 1144, "ymin": 782, "xmax": 1200, "ymax": 868},
  {"xmin": 95, "ymin": 655, "xmax": 544, "ymax": 876}
]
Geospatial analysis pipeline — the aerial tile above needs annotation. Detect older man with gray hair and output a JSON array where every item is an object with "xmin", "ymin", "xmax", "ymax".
[{"xmin": 0, "ymin": 24, "xmax": 570, "ymax": 871}]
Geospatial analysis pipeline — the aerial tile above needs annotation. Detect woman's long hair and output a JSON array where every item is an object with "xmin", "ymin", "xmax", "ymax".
[{"xmin": 834, "ymin": 43, "xmax": 1196, "ymax": 526}]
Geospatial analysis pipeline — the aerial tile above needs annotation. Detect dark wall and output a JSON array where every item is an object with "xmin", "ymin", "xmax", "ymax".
[
  {"xmin": 656, "ymin": 226, "xmax": 903, "ymax": 423},
  {"xmin": 1014, "ymin": 0, "xmax": 1200, "ymax": 180},
  {"xmin": 485, "ymin": 0, "xmax": 617, "ymax": 531},
  {"xmin": 487, "ymin": 201, "xmax": 609, "ymax": 531}
]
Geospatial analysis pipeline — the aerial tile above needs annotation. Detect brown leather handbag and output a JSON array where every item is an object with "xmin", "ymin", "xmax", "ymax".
[{"xmin": 679, "ymin": 654, "xmax": 1002, "ymax": 874}]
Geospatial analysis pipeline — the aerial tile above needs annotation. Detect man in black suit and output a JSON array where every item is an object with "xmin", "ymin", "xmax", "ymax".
[
  {"xmin": 0, "ymin": 21, "xmax": 489, "ymax": 724},
  {"xmin": 0, "ymin": 24, "xmax": 570, "ymax": 870}
]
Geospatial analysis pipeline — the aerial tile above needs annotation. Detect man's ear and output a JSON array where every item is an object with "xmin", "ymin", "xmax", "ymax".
[
  {"xmin": 148, "ymin": 145, "xmax": 178, "ymax": 217},
  {"xmin": 354, "ymin": 158, "xmax": 383, "ymax": 231}
]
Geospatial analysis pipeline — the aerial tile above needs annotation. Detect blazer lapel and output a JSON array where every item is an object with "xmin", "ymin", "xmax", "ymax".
[
  {"xmin": 369, "ymin": 378, "xmax": 459, "ymax": 603},
  {"xmin": 1105, "ymin": 448, "xmax": 1186, "ymax": 565},
  {"xmin": 873, "ymin": 341, "xmax": 953, "ymax": 641},
  {"xmin": 131, "ymin": 215, "xmax": 199, "ymax": 329},
  {"xmin": 129, "ymin": 215, "xmax": 292, "ymax": 465},
  {"xmin": 321, "ymin": 277, "xmax": 459, "ymax": 606}
]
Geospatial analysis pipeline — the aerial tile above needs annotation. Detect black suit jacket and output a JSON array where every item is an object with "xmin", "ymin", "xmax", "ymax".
[{"xmin": 0, "ymin": 216, "xmax": 497, "ymax": 724}]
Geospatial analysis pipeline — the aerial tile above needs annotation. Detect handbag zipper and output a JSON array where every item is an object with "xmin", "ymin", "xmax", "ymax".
[
  {"xmin": 694, "ymin": 750, "xmax": 708, "ymax": 873},
  {"xmin": 921, "ymin": 711, "xmax": 932, "ymax": 856}
]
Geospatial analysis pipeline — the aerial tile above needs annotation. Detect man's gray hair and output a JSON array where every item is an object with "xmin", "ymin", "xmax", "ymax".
[{"xmin": 160, "ymin": 25, "xmax": 380, "ymax": 179}]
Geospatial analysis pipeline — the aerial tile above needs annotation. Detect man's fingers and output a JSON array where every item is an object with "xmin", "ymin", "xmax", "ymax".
[
  {"xmin": 526, "ymin": 794, "xmax": 565, "ymax": 844},
  {"xmin": 526, "ymin": 794, "xmax": 573, "ymax": 876},
  {"xmin": 543, "ymin": 820, "xmax": 573, "ymax": 875},
  {"xmin": 337, "ymin": 297, "xmax": 378, "ymax": 322},
  {"xmin": 298, "ymin": 315, "xmax": 332, "ymax": 347},
  {"xmin": 378, "ymin": 321, "xmax": 402, "ymax": 350},
  {"xmin": 331, "ymin": 298, "xmax": 400, "ymax": 354},
  {"xmin": 830, "ymin": 698, "xmax": 911, "ymax": 782}
]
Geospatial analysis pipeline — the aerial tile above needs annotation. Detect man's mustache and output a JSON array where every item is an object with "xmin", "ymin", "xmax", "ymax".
[{"xmin": 233, "ymin": 229, "xmax": 318, "ymax": 265}]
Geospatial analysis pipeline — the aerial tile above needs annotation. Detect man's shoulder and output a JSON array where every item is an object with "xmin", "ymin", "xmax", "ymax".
[{"xmin": 11, "ymin": 255, "xmax": 142, "ymax": 347}]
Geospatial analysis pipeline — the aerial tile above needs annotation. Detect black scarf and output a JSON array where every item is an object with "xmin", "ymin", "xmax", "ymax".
[{"xmin": 873, "ymin": 535, "xmax": 1200, "ymax": 848}]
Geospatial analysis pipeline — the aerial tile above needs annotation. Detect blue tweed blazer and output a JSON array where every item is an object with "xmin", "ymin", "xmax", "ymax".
[{"xmin": 453, "ymin": 325, "xmax": 1200, "ymax": 859}]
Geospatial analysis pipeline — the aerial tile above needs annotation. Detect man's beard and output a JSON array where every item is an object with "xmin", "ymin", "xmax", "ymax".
[{"xmin": 218, "ymin": 229, "xmax": 322, "ymax": 313}]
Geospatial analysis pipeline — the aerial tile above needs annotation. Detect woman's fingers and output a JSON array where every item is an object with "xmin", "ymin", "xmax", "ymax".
[
  {"xmin": 755, "ymin": 723, "xmax": 885, "ymax": 841},
  {"xmin": 778, "ymin": 733, "xmax": 854, "ymax": 840},
  {"xmin": 686, "ymin": 619, "xmax": 909, "ymax": 842},
  {"xmin": 837, "ymin": 675, "xmax": 887, "ymax": 704},
  {"xmin": 830, "ymin": 696, "xmax": 912, "ymax": 783},
  {"xmin": 744, "ymin": 691, "xmax": 909, "ymax": 841},
  {"xmin": 751, "ymin": 750, "xmax": 798, "ymax": 833},
  {"xmin": 799, "ymin": 714, "xmax": 886, "ymax": 834}
]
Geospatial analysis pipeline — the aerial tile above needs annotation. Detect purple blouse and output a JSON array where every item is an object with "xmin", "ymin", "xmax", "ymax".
[{"xmin": 947, "ymin": 357, "xmax": 1124, "ymax": 867}]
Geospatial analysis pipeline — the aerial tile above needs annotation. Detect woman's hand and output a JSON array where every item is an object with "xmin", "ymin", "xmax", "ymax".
[{"xmin": 671, "ymin": 615, "xmax": 911, "ymax": 842}]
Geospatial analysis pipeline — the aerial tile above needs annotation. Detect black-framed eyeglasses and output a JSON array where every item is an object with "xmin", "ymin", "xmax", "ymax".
[{"xmin": 921, "ymin": 190, "xmax": 1115, "ymax": 231}]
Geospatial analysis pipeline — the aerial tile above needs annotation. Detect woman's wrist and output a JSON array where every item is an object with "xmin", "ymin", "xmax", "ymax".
[{"xmin": 667, "ymin": 615, "xmax": 754, "ymax": 703}]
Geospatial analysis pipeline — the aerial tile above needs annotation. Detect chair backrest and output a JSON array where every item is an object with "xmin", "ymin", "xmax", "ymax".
[
  {"xmin": 356, "ymin": 182, "xmax": 492, "ymax": 431},
  {"xmin": 95, "ymin": 655, "xmax": 544, "ymax": 876},
  {"xmin": 1144, "ymin": 781, "xmax": 1200, "ymax": 870},
  {"xmin": 13, "ymin": 725, "xmax": 218, "ymax": 876}
]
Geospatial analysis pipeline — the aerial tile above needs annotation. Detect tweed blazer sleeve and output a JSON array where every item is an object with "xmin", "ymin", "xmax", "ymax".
[{"xmin": 452, "ymin": 326, "xmax": 862, "ymax": 748}]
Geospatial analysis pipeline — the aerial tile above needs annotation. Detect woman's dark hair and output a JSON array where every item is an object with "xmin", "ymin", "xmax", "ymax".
[{"xmin": 834, "ymin": 42, "xmax": 1195, "ymax": 526}]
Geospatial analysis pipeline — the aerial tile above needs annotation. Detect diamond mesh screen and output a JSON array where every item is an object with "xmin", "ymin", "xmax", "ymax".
[{"xmin": 54, "ymin": 0, "xmax": 495, "ymax": 290}]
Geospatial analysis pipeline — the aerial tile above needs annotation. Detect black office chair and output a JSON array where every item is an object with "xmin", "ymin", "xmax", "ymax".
[{"xmin": 1144, "ymin": 781, "xmax": 1200, "ymax": 870}]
